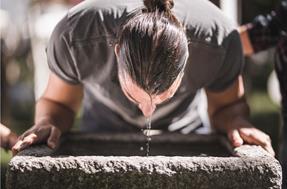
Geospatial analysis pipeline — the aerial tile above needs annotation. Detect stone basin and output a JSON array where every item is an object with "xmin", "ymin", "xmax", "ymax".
[{"xmin": 6, "ymin": 132, "xmax": 282, "ymax": 189}]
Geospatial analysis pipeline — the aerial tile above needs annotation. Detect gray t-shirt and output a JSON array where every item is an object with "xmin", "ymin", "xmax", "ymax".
[{"xmin": 46, "ymin": 0, "xmax": 243, "ymax": 132}]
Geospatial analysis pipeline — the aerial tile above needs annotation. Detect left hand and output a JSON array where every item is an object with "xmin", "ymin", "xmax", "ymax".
[
  {"xmin": 226, "ymin": 117, "xmax": 275, "ymax": 156},
  {"xmin": 206, "ymin": 76, "xmax": 275, "ymax": 156}
]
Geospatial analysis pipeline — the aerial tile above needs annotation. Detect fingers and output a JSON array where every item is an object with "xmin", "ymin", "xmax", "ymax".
[
  {"xmin": 12, "ymin": 125, "xmax": 55, "ymax": 155},
  {"xmin": 12, "ymin": 133, "xmax": 38, "ymax": 156},
  {"xmin": 239, "ymin": 128, "xmax": 275, "ymax": 156},
  {"xmin": 227, "ymin": 129, "xmax": 244, "ymax": 147},
  {"xmin": 47, "ymin": 127, "xmax": 61, "ymax": 149}
]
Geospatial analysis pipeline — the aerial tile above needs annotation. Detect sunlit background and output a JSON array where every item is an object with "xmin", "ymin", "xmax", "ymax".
[{"xmin": 0, "ymin": 0, "xmax": 282, "ymax": 188}]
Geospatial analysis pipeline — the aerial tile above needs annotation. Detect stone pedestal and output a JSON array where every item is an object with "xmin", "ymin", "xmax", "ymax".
[{"xmin": 6, "ymin": 132, "xmax": 282, "ymax": 189}]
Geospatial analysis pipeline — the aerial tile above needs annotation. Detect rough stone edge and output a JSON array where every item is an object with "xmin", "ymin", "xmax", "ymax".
[
  {"xmin": 6, "ymin": 154, "xmax": 282, "ymax": 189},
  {"xmin": 6, "ymin": 133, "xmax": 283, "ymax": 188}
]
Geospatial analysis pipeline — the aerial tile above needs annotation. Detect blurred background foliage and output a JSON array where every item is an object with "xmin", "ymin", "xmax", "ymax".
[{"xmin": 0, "ymin": 0, "xmax": 283, "ymax": 188}]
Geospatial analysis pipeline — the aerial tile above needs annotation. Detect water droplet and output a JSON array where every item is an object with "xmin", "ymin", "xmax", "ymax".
[
  {"xmin": 205, "ymin": 36, "xmax": 211, "ymax": 42},
  {"xmin": 108, "ymin": 40, "xmax": 114, "ymax": 46}
]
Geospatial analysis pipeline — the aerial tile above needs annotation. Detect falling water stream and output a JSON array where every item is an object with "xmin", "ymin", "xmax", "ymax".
[
  {"xmin": 140, "ymin": 116, "xmax": 152, "ymax": 156},
  {"xmin": 145, "ymin": 116, "xmax": 152, "ymax": 156}
]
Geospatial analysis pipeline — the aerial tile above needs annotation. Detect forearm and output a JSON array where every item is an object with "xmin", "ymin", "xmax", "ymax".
[
  {"xmin": 209, "ymin": 97, "xmax": 250, "ymax": 132},
  {"xmin": 206, "ymin": 78, "xmax": 274, "ymax": 154},
  {"xmin": 35, "ymin": 97, "xmax": 75, "ymax": 133},
  {"xmin": 239, "ymin": 25, "xmax": 254, "ymax": 56}
]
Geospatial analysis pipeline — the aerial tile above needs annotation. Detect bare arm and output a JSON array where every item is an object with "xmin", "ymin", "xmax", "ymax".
[
  {"xmin": 35, "ymin": 73, "xmax": 83, "ymax": 131},
  {"xmin": 12, "ymin": 73, "xmax": 83, "ymax": 154},
  {"xmin": 206, "ymin": 75, "xmax": 274, "ymax": 156},
  {"xmin": 238, "ymin": 25, "xmax": 254, "ymax": 56}
]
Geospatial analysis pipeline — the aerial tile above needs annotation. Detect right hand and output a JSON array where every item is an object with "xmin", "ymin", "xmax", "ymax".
[{"xmin": 12, "ymin": 122, "xmax": 61, "ymax": 156}]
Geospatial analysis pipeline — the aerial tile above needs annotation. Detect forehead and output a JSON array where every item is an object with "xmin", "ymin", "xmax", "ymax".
[
  {"xmin": 119, "ymin": 73, "xmax": 152, "ymax": 99},
  {"xmin": 119, "ymin": 72, "xmax": 178, "ymax": 103}
]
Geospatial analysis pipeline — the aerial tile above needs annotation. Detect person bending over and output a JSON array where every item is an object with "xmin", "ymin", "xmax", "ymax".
[{"xmin": 13, "ymin": 0, "xmax": 274, "ymax": 156}]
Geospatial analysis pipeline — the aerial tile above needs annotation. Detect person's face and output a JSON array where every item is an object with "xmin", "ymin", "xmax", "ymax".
[
  {"xmin": 118, "ymin": 71, "xmax": 183, "ymax": 117},
  {"xmin": 115, "ymin": 44, "xmax": 183, "ymax": 117}
]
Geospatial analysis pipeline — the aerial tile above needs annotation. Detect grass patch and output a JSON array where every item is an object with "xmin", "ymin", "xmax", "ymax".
[
  {"xmin": 1, "ymin": 149, "xmax": 12, "ymax": 165},
  {"xmin": 248, "ymin": 91, "xmax": 280, "ymax": 115}
]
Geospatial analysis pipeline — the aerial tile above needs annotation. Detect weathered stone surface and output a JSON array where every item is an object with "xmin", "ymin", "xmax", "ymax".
[{"xmin": 6, "ymin": 132, "xmax": 282, "ymax": 189}]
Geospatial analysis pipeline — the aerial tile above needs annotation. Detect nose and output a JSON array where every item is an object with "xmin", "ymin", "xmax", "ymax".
[{"xmin": 138, "ymin": 103, "xmax": 156, "ymax": 117}]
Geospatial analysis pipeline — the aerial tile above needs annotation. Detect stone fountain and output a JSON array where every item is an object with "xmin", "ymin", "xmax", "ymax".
[{"xmin": 6, "ymin": 132, "xmax": 282, "ymax": 189}]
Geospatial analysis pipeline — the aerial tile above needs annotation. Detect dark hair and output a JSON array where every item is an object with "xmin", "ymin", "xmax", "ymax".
[{"xmin": 117, "ymin": 0, "xmax": 189, "ymax": 95}]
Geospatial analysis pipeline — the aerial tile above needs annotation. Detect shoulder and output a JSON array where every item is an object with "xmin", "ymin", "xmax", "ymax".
[
  {"xmin": 174, "ymin": 0, "xmax": 237, "ymax": 47},
  {"xmin": 58, "ymin": 0, "xmax": 142, "ymax": 44},
  {"xmin": 173, "ymin": 1, "xmax": 242, "ymax": 91}
]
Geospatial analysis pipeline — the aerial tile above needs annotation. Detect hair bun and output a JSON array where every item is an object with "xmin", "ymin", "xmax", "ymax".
[{"xmin": 143, "ymin": 0, "xmax": 174, "ymax": 12}]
